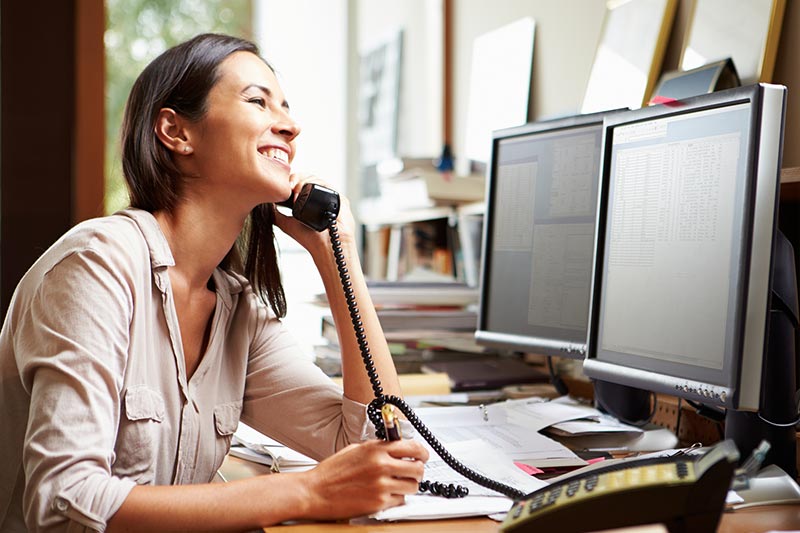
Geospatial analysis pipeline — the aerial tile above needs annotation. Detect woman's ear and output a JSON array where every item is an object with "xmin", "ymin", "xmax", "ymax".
[{"xmin": 154, "ymin": 108, "xmax": 193, "ymax": 155}]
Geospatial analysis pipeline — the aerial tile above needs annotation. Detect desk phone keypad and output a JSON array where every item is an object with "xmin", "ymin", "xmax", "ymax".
[{"xmin": 504, "ymin": 460, "xmax": 695, "ymax": 530}]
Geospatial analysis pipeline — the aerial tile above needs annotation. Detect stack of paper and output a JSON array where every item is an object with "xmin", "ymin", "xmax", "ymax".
[
  {"xmin": 230, "ymin": 422, "xmax": 317, "ymax": 473},
  {"xmin": 502, "ymin": 396, "xmax": 647, "ymax": 451},
  {"xmin": 372, "ymin": 439, "xmax": 546, "ymax": 521},
  {"xmin": 412, "ymin": 402, "xmax": 584, "ymax": 468},
  {"xmin": 503, "ymin": 397, "xmax": 643, "ymax": 434}
]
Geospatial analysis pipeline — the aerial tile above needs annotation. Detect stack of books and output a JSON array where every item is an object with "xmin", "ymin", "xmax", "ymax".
[
  {"xmin": 314, "ymin": 280, "xmax": 479, "ymax": 308},
  {"xmin": 321, "ymin": 308, "xmax": 478, "ymax": 344},
  {"xmin": 313, "ymin": 281, "xmax": 489, "ymax": 376}
]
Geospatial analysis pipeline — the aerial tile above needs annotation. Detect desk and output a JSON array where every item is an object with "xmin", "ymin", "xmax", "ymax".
[
  {"xmin": 263, "ymin": 507, "xmax": 800, "ymax": 532},
  {"xmin": 263, "ymin": 517, "xmax": 494, "ymax": 532},
  {"xmin": 224, "ymin": 457, "xmax": 800, "ymax": 533}
]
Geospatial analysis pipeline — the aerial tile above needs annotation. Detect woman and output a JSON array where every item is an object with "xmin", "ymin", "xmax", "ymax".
[{"xmin": 0, "ymin": 33, "xmax": 428, "ymax": 532}]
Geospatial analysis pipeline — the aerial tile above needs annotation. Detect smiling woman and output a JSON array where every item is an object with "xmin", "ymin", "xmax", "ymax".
[{"xmin": 0, "ymin": 33, "xmax": 427, "ymax": 532}]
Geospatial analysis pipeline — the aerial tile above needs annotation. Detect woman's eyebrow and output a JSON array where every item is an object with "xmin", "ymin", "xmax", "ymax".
[{"xmin": 242, "ymin": 84, "xmax": 291, "ymax": 112}]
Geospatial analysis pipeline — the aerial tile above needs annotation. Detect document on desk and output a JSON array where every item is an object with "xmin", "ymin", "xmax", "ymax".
[
  {"xmin": 503, "ymin": 396, "xmax": 644, "ymax": 435},
  {"xmin": 501, "ymin": 397, "xmax": 596, "ymax": 430},
  {"xmin": 548, "ymin": 413, "xmax": 644, "ymax": 437},
  {"xmin": 372, "ymin": 439, "xmax": 547, "ymax": 521},
  {"xmin": 413, "ymin": 403, "xmax": 582, "ymax": 466}
]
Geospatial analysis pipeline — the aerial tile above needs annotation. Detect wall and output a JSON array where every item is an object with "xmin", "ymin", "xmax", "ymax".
[
  {"xmin": 772, "ymin": 0, "xmax": 800, "ymax": 169},
  {"xmin": 358, "ymin": 0, "xmax": 800, "ymax": 170},
  {"xmin": 451, "ymin": 0, "xmax": 606, "ymax": 152},
  {"xmin": 0, "ymin": 1, "xmax": 105, "ymax": 316},
  {"xmin": 253, "ymin": 1, "xmax": 351, "ymax": 357},
  {"xmin": 357, "ymin": 0, "xmax": 444, "ymax": 160},
  {"xmin": 254, "ymin": 0, "xmax": 348, "ymax": 192},
  {"xmin": 451, "ymin": 0, "xmax": 606, "ymax": 169}
]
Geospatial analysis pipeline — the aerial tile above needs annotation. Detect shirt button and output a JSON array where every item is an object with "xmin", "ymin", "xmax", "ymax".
[{"xmin": 54, "ymin": 497, "xmax": 70, "ymax": 512}]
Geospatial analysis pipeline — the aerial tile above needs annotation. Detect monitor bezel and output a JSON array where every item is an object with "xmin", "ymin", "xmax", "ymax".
[
  {"xmin": 475, "ymin": 111, "xmax": 622, "ymax": 359},
  {"xmin": 584, "ymin": 84, "xmax": 786, "ymax": 411}
]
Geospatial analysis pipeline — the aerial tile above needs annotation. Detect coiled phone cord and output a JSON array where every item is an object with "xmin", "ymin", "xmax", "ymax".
[{"xmin": 327, "ymin": 216, "xmax": 526, "ymax": 501}]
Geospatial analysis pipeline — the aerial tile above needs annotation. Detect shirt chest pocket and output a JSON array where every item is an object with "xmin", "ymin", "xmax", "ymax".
[
  {"xmin": 212, "ymin": 400, "xmax": 242, "ymax": 472},
  {"xmin": 116, "ymin": 385, "xmax": 166, "ymax": 483}
]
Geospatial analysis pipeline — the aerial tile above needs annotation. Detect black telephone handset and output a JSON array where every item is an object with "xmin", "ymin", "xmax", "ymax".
[
  {"xmin": 278, "ymin": 183, "xmax": 341, "ymax": 231},
  {"xmin": 500, "ymin": 440, "xmax": 740, "ymax": 533},
  {"xmin": 285, "ymin": 183, "xmax": 523, "ymax": 500}
]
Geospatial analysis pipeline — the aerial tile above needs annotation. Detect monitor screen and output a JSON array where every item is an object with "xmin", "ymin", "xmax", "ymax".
[
  {"xmin": 585, "ymin": 84, "xmax": 787, "ymax": 411},
  {"xmin": 476, "ymin": 113, "xmax": 617, "ymax": 358}
]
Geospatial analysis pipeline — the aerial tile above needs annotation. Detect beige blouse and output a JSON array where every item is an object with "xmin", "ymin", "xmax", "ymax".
[{"xmin": 0, "ymin": 208, "xmax": 369, "ymax": 532}]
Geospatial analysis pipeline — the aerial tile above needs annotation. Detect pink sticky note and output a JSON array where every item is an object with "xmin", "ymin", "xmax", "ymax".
[{"xmin": 514, "ymin": 462, "xmax": 544, "ymax": 475}]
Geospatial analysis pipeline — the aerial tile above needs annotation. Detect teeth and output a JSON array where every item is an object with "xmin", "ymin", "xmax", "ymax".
[{"xmin": 263, "ymin": 147, "xmax": 288, "ymax": 163}]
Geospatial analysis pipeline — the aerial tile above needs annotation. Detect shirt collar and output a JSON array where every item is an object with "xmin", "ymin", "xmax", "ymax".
[
  {"xmin": 119, "ymin": 207, "xmax": 174, "ymax": 269},
  {"xmin": 119, "ymin": 207, "xmax": 244, "ymax": 307}
]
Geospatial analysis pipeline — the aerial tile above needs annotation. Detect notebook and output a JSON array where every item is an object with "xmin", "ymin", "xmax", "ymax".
[{"xmin": 420, "ymin": 358, "xmax": 549, "ymax": 392}]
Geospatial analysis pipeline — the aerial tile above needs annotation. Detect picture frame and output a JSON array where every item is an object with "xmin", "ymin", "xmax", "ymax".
[
  {"xmin": 358, "ymin": 30, "xmax": 404, "ymax": 167},
  {"xmin": 462, "ymin": 17, "xmax": 535, "ymax": 165},
  {"xmin": 581, "ymin": 0, "xmax": 678, "ymax": 114},
  {"xmin": 679, "ymin": 0, "xmax": 786, "ymax": 85}
]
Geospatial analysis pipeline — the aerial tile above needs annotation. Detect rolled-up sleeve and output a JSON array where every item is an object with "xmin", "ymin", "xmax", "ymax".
[
  {"xmin": 17, "ymin": 248, "xmax": 136, "ymax": 532},
  {"xmin": 240, "ymin": 291, "xmax": 369, "ymax": 461}
]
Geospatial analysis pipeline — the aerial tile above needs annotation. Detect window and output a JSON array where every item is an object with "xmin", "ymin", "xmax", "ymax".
[{"xmin": 104, "ymin": 0, "xmax": 252, "ymax": 213}]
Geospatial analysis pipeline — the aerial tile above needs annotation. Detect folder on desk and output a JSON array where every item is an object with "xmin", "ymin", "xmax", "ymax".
[{"xmin": 420, "ymin": 358, "xmax": 549, "ymax": 391}]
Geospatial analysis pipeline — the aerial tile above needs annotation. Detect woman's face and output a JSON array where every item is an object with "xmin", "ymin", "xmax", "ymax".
[{"xmin": 186, "ymin": 51, "xmax": 300, "ymax": 205}]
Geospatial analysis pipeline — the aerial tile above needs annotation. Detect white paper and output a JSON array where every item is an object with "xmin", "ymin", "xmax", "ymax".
[
  {"xmin": 413, "ymin": 404, "xmax": 581, "ymax": 464},
  {"xmin": 372, "ymin": 439, "xmax": 547, "ymax": 521},
  {"xmin": 421, "ymin": 440, "xmax": 547, "ymax": 497},
  {"xmin": 550, "ymin": 413, "xmax": 644, "ymax": 436},
  {"xmin": 501, "ymin": 397, "xmax": 603, "ymax": 431},
  {"xmin": 372, "ymin": 495, "xmax": 513, "ymax": 521}
]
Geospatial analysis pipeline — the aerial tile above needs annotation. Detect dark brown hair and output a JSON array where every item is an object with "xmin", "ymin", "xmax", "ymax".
[{"xmin": 121, "ymin": 33, "xmax": 286, "ymax": 317}]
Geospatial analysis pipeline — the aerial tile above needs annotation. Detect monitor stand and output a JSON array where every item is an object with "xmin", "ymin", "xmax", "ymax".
[
  {"xmin": 544, "ymin": 355, "xmax": 653, "ymax": 425},
  {"xmin": 726, "ymin": 231, "xmax": 799, "ymax": 478},
  {"xmin": 593, "ymin": 379, "xmax": 653, "ymax": 426}
]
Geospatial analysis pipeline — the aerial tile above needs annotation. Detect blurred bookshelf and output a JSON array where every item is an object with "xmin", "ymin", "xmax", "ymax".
[{"xmin": 360, "ymin": 202, "xmax": 485, "ymax": 287}]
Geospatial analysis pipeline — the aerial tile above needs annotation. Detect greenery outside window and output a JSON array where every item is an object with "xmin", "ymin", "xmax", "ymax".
[{"xmin": 104, "ymin": 0, "xmax": 252, "ymax": 214}]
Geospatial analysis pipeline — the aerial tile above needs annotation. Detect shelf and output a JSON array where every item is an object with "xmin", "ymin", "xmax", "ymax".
[
  {"xmin": 780, "ymin": 167, "xmax": 800, "ymax": 203},
  {"xmin": 359, "ymin": 201, "xmax": 485, "ymax": 228},
  {"xmin": 360, "ymin": 204, "xmax": 456, "ymax": 229},
  {"xmin": 360, "ymin": 201, "xmax": 485, "ymax": 285}
]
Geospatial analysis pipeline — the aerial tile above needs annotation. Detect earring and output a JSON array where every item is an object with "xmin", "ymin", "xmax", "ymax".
[{"xmin": 183, "ymin": 146, "xmax": 191, "ymax": 153}]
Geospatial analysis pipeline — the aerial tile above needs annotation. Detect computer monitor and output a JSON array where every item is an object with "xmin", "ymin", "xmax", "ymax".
[
  {"xmin": 476, "ymin": 111, "xmax": 653, "ymax": 418},
  {"xmin": 476, "ymin": 112, "xmax": 613, "ymax": 359},
  {"xmin": 585, "ymin": 84, "xmax": 797, "ymax": 473}
]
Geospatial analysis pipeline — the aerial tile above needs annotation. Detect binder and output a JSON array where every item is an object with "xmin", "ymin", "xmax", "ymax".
[{"xmin": 650, "ymin": 57, "xmax": 740, "ymax": 104}]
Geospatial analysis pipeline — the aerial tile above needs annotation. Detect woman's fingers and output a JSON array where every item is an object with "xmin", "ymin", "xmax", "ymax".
[{"xmin": 385, "ymin": 439, "xmax": 430, "ymax": 462}]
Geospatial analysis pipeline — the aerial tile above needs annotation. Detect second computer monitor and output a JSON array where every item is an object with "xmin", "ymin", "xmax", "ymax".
[
  {"xmin": 476, "ymin": 112, "xmax": 618, "ymax": 358},
  {"xmin": 585, "ymin": 84, "xmax": 788, "ymax": 412}
]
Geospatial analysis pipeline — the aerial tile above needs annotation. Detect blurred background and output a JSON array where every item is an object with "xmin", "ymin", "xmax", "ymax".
[{"xmin": 2, "ymin": 0, "xmax": 800, "ymax": 354}]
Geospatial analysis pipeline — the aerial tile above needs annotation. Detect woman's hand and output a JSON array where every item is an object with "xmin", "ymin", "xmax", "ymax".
[
  {"xmin": 296, "ymin": 439, "xmax": 429, "ymax": 520},
  {"xmin": 273, "ymin": 174, "xmax": 357, "ymax": 258}
]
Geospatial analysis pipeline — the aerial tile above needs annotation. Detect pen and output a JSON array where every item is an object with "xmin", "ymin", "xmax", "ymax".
[{"xmin": 381, "ymin": 404, "xmax": 402, "ymax": 441}]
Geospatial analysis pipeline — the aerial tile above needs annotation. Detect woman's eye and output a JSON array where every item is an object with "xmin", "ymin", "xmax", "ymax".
[{"xmin": 248, "ymin": 97, "xmax": 266, "ymax": 108}]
